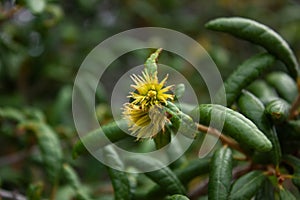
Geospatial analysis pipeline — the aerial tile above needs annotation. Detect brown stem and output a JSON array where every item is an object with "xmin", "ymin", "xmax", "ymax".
[
  {"xmin": 50, "ymin": 180, "xmax": 58, "ymax": 200},
  {"xmin": 289, "ymin": 94, "xmax": 300, "ymax": 119},
  {"xmin": 265, "ymin": 164, "xmax": 276, "ymax": 176},
  {"xmin": 281, "ymin": 174, "xmax": 293, "ymax": 179},
  {"xmin": 232, "ymin": 164, "xmax": 252, "ymax": 180},
  {"xmin": 196, "ymin": 123, "xmax": 247, "ymax": 155},
  {"xmin": 233, "ymin": 156, "xmax": 248, "ymax": 161}
]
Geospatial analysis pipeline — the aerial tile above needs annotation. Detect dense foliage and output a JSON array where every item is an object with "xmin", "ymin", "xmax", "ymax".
[{"xmin": 1, "ymin": 1, "xmax": 300, "ymax": 200}]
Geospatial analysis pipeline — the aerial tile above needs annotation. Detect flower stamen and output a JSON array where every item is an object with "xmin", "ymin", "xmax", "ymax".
[{"xmin": 122, "ymin": 68, "xmax": 174, "ymax": 139}]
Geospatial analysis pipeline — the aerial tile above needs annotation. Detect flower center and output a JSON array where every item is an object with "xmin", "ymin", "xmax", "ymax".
[
  {"xmin": 141, "ymin": 90, "xmax": 157, "ymax": 107},
  {"xmin": 147, "ymin": 90, "xmax": 157, "ymax": 98}
]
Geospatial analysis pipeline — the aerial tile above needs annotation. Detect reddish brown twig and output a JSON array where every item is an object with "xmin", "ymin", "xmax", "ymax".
[
  {"xmin": 289, "ymin": 94, "xmax": 300, "ymax": 119},
  {"xmin": 196, "ymin": 123, "xmax": 247, "ymax": 155}
]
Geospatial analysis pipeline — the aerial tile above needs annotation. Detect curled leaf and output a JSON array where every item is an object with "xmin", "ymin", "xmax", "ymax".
[
  {"xmin": 145, "ymin": 48, "xmax": 162, "ymax": 76},
  {"xmin": 238, "ymin": 90, "xmax": 281, "ymax": 166},
  {"xmin": 206, "ymin": 17, "xmax": 299, "ymax": 80},
  {"xmin": 21, "ymin": 122, "xmax": 62, "ymax": 183},
  {"xmin": 194, "ymin": 104, "xmax": 272, "ymax": 152},
  {"xmin": 265, "ymin": 98, "xmax": 290, "ymax": 123},
  {"xmin": 215, "ymin": 53, "xmax": 275, "ymax": 106},
  {"xmin": 266, "ymin": 72, "xmax": 297, "ymax": 103},
  {"xmin": 72, "ymin": 120, "xmax": 129, "ymax": 159},
  {"xmin": 247, "ymin": 80, "xmax": 278, "ymax": 105}
]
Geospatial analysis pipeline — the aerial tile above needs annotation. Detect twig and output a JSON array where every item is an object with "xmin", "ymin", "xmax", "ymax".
[
  {"xmin": 196, "ymin": 123, "xmax": 247, "ymax": 155},
  {"xmin": 289, "ymin": 94, "xmax": 300, "ymax": 119},
  {"xmin": 0, "ymin": 188, "xmax": 27, "ymax": 200},
  {"xmin": 50, "ymin": 180, "xmax": 58, "ymax": 200},
  {"xmin": 232, "ymin": 164, "xmax": 252, "ymax": 179},
  {"xmin": 266, "ymin": 164, "xmax": 293, "ymax": 185}
]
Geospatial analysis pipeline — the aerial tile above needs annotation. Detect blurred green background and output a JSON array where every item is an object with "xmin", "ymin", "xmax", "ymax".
[{"xmin": 1, "ymin": 0, "xmax": 300, "ymax": 199}]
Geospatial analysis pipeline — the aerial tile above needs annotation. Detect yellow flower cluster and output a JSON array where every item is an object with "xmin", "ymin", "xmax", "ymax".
[{"xmin": 123, "ymin": 70, "xmax": 174, "ymax": 139}]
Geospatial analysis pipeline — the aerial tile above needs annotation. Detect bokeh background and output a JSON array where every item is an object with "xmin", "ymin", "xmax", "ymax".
[{"xmin": 1, "ymin": 0, "xmax": 300, "ymax": 199}]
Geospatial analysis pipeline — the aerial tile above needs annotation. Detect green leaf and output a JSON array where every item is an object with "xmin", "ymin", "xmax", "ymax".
[
  {"xmin": 21, "ymin": 122, "xmax": 63, "ymax": 183},
  {"xmin": 72, "ymin": 120, "xmax": 129, "ymax": 159},
  {"xmin": 283, "ymin": 155, "xmax": 300, "ymax": 190},
  {"xmin": 229, "ymin": 171, "xmax": 266, "ymax": 200},
  {"xmin": 165, "ymin": 194, "xmax": 190, "ymax": 200},
  {"xmin": 0, "ymin": 107, "xmax": 25, "ymax": 122},
  {"xmin": 75, "ymin": 191, "xmax": 91, "ymax": 200},
  {"xmin": 266, "ymin": 72, "xmax": 298, "ymax": 103},
  {"xmin": 153, "ymin": 126, "xmax": 171, "ymax": 150},
  {"xmin": 0, "ymin": 107, "xmax": 26, "ymax": 136},
  {"xmin": 165, "ymin": 102, "xmax": 198, "ymax": 139},
  {"xmin": 145, "ymin": 48, "xmax": 162, "ymax": 76},
  {"xmin": 128, "ymin": 156, "xmax": 186, "ymax": 195},
  {"xmin": 145, "ymin": 167, "xmax": 185, "ymax": 196},
  {"xmin": 265, "ymin": 98, "xmax": 290, "ymax": 123},
  {"xmin": 147, "ymin": 157, "xmax": 210, "ymax": 198},
  {"xmin": 254, "ymin": 179, "xmax": 275, "ymax": 200},
  {"xmin": 62, "ymin": 164, "xmax": 81, "ymax": 190},
  {"xmin": 208, "ymin": 146, "xmax": 232, "ymax": 200},
  {"xmin": 292, "ymin": 174, "xmax": 300, "ymax": 193},
  {"xmin": 62, "ymin": 164, "xmax": 92, "ymax": 200},
  {"xmin": 284, "ymin": 120, "xmax": 300, "ymax": 139},
  {"xmin": 247, "ymin": 80, "xmax": 278, "ymax": 105},
  {"xmin": 26, "ymin": 182, "xmax": 43, "ymax": 200},
  {"xmin": 24, "ymin": 108, "xmax": 45, "ymax": 122},
  {"xmin": 174, "ymin": 157, "xmax": 210, "ymax": 185},
  {"xmin": 237, "ymin": 90, "xmax": 281, "ymax": 166},
  {"xmin": 237, "ymin": 90, "xmax": 269, "ymax": 131},
  {"xmin": 104, "ymin": 146, "xmax": 132, "ymax": 200},
  {"xmin": 167, "ymin": 136, "xmax": 188, "ymax": 169},
  {"xmin": 49, "ymin": 85, "xmax": 72, "ymax": 124},
  {"xmin": 215, "ymin": 53, "xmax": 275, "ymax": 106},
  {"xmin": 278, "ymin": 187, "xmax": 297, "ymax": 200},
  {"xmin": 175, "ymin": 83, "xmax": 186, "ymax": 99},
  {"xmin": 26, "ymin": 0, "xmax": 46, "ymax": 14},
  {"xmin": 44, "ymin": 4, "xmax": 63, "ymax": 27},
  {"xmin": 206, "ymin": 17, "xmax": 299, "ymax": 80},
  {"xmin": 283, "ymin": 155, "xmax": 300, "ymax": 168},
  {"xmin": 193, "ymin": 104, "xmax": 272, "ymax": 152}
]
